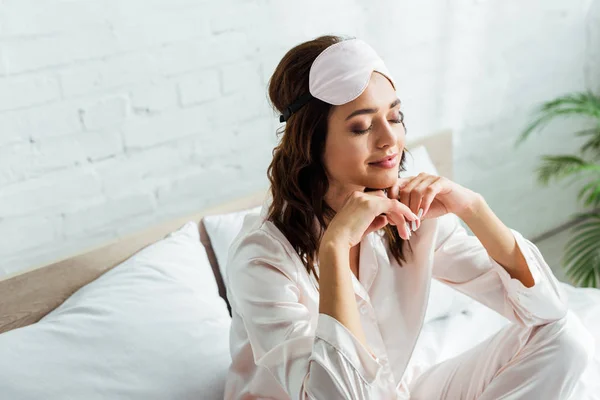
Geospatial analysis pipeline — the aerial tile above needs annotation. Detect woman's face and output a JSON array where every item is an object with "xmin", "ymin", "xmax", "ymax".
[{"xmin": 323, "ymin": 72, "xmax": 405, "ymax": 200}]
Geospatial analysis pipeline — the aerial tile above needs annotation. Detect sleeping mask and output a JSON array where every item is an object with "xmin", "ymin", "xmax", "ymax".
[{"xmin": 279, "ymin": 38, "xmax": 397, "ymax": 123}]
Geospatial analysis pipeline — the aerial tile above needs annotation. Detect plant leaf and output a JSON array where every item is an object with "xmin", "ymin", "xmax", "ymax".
[
  {"xmin": 578, "ymin": 128, "xmax": 600, "ymax": 157},
  {"xmin": 577, "ymin": 181, "xmax": 600, "ymax": 207},
  {"xmin": 565, "ymin": 250, "xmax": 598, "ymax": 287},
  {"xmin": 562, "ymin": 214, "xmax": 600, "ymax": 287},
  {"xmin": 534, "ymin": 155, "xmax": 597, "ymax": 185},
  {"xmin": 564, "ymin": 228, "xmax": 600, "ymax": 261},
  {"xmin": 516, "ymin": 91, "xmax": 600, "ymax": 146}
]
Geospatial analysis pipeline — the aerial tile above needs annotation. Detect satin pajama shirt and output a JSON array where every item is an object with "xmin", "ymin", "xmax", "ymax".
[{"xmin": 223, "ymin": 200, "xmax": 590, "ymax": 399}]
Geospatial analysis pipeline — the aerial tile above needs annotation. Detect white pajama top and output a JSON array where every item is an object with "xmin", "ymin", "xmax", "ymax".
[{"xmin": 223, "ymin": 200, "xmax": 568, "ymax": 399}]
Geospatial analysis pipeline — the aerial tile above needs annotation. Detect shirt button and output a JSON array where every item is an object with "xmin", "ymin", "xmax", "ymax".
[
  {"xmin": 360, "ymin": 305, "xmax": 368, "ymax": 314},
  {"xmin": 516, "ymin": 293, "xmax": 523, "ymax": 301}
]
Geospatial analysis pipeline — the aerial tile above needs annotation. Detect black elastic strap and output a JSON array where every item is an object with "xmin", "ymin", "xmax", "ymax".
[{"xmin": 279, "ymin": 92, "xmax": 314, "ymax": 123}]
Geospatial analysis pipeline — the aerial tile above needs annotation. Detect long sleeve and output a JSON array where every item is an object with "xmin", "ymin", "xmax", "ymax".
[
  {"xmin": 432, "ymin": 214, "xmax": 568, "ymax": 327},
  {"xmin": 226, "ymin": 228, "xmax": 395, "ymax": 399}
]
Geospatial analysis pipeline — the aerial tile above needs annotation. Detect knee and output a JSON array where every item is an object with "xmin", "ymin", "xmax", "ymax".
[{"xmin": 539, "ymin": 311, "xmax": 595, "ymax": 374}]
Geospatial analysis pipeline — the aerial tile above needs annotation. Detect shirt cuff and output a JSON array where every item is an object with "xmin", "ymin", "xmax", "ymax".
[
  {"xmin": 490, "ymin": 229, "xmax": 568, "ymax": 325},
  {"xmin": 314, "ymin": 313, "xmax": 382, "ymax": 384}
]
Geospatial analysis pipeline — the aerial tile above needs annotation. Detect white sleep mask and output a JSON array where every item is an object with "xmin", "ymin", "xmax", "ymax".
[{"xmin": 279, "ymin": 38, "xmax": 396, "ymax": 122}]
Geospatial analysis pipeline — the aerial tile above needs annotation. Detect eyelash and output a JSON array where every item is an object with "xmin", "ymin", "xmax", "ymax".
[{"xmin": 352, "ymin": 111, "xmax": 404, "ymax": 135}]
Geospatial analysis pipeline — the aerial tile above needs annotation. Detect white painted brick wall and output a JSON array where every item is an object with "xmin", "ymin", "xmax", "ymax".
[
  {"xmin": 0, "ymin": 0, "xmax": 599, "ymax": 277},
  {"xmin": 177, "ymin": 70, "xmax": 221, "ymax": 107},
  {"xmin": 63, "ymin": 193, "xmax": 156, "ymax": 237},
  {"xmin": 130, "ymin": 83, "xmax": 178, "ymax": 114},
  {"xmin": 0, "ymin": 75, "xmax": 61, "ymax": 110},
  {"xmin": 79, "ymin": 96, "xmax": 130, "ymax": 131}
]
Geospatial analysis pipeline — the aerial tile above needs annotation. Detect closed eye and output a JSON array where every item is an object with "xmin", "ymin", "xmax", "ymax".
[{"xmin": 352, "ymin": 111, "xmax": 404, "ymax": 135}]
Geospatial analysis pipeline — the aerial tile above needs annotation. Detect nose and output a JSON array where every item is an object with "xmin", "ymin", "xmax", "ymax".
[{"xmin": 376, "ymin": 119, "xmax": 402, "ymax": 149}]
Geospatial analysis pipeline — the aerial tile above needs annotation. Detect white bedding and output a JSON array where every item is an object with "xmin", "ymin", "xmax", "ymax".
[{"xmin": 411, "ymin": 282, "xmax": 600, "ymax": 399}]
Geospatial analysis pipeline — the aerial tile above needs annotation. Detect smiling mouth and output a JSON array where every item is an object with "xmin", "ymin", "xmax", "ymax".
[
  {"xmin": 368, "ymin": 154, "xmax": 398, "ymax": 168},
  {"xmin": 369, "ymin": 153, "xmax": 398, "ymax": 164},
  {"xmin": 370, "ymin": 157, "xmax": 392, "ymax": 164}
]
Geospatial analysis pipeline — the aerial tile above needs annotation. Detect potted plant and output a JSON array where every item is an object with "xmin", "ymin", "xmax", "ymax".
[{"xmin": 517, "ymin": 91, "xmax": 600, "ymax": 288}]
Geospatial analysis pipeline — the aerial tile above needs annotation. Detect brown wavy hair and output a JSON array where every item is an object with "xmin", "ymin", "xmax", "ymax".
[{"xmin": 266, "ymin": 35, "xmax": 412, "ymax": 282}]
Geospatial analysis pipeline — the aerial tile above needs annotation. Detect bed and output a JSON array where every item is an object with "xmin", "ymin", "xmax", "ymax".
[{"xmin": 0, "ymin": 130, "xmax": 598, "ymax": 399}]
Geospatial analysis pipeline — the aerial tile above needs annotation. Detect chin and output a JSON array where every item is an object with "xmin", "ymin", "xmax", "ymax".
[{"xmin": 363, "ymin": 169, "xmax": 399, "ymax": 190}]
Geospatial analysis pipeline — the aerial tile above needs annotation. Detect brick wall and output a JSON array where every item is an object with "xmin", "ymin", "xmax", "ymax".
[{"xmin": 0, "ymin": 0, "xmax": 599, "ymax": 276}]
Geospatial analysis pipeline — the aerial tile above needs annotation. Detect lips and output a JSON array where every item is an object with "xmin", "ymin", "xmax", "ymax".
[
  {"xmin": 370, "ymin": 154, "xmax": 397, "ymax": 164},
  {"xmin": 369, "ymin": 153, "xmax": 398, "ymax": 166}
]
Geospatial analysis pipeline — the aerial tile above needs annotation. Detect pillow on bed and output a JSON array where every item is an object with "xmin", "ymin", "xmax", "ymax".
[
  {"xmin": 0, "ymin": 222, "xmax": 231, "ymax": 400},
  {"xmin": 203, "ymin": 206, "xmax": 261, "ymax": 280}
]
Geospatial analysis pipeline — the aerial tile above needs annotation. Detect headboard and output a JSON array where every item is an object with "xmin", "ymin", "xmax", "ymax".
[{"xmin": 0, "ymin": 130, "xmax": 453, "ymax": 334}]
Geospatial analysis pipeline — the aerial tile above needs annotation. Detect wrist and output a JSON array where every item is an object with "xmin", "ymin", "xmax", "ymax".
[
  {"xmin": 456, "ymin": 193, "xmax": 486, "ymax": 223},
  {"xmin": 318, "ymin": 236, "xmax": 349, "ymax": 263}
]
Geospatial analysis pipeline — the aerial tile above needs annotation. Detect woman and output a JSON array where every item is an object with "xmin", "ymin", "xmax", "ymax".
[{"xmin": 223, "ymin": 35, "xmax": 593, "ymax": 399}]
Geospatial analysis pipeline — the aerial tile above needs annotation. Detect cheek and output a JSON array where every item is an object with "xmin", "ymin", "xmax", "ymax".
[
  {"xmin": 326, "ymin": 139, "xmax": 366, "ymax": 172},
  {"xmin": 395, "ymin": 129, "xmax": 406, "ymax": 148},
  {"xmin": 323, "ymin": 140, "xmax": 366, "ymax": 180}
]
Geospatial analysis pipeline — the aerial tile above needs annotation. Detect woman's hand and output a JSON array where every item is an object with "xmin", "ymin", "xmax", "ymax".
[
  {"xmin": 317, "ymin": 190, "xmax": 417, "ymax": 356},
  {"xmin": 387, "ymin": 173, "xmax": 482, "ymax": 230},
  {"xmin": 321, "ymin": 190, "xmax": 419, "ymax": 251}
]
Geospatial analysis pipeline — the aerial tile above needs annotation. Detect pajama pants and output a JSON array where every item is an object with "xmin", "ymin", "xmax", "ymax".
[{"xmin": 408, "ymin": 311, "xmax": 594, "ymax": 399}]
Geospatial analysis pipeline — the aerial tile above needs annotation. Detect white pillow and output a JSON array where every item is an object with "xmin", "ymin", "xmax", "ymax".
[
  {"xmin": 0, "ymin": 222, "xmax": 231, "ymax": 400},
  {"xmin": 401, "ymin": 145, "xmax": 439, "ymax": 177},
  {"xmin": 203, "ymin": 206, "xmax": 261, "ymax": 280}
]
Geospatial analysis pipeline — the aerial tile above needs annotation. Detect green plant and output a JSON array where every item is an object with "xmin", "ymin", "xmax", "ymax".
[{"xmin": 517, "ymin": 91, "xmax": 600, "ymax": 288}]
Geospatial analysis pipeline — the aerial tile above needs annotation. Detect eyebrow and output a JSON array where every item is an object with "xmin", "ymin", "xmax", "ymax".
[{"xmin": 345, "ymin": 98, "xmax": 401, "ymax": 121}]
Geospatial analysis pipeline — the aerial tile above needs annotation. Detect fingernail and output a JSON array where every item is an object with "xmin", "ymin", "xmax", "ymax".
[
  {"xmin": 405, "ymin": 222, "xmax": 411, "ymax": 238},
  {"xmin": 411, "ymin": 220, "xmax": 417, "ymax": 231},
  {"xmin": 418, "ymin": 208, "xmax": 423, "ymax": 219}
]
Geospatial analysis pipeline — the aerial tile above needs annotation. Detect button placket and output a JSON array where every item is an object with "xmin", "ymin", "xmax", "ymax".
[{"xmin": 358, "ymin": 299, "xmax": 390, "ymax": 371}]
